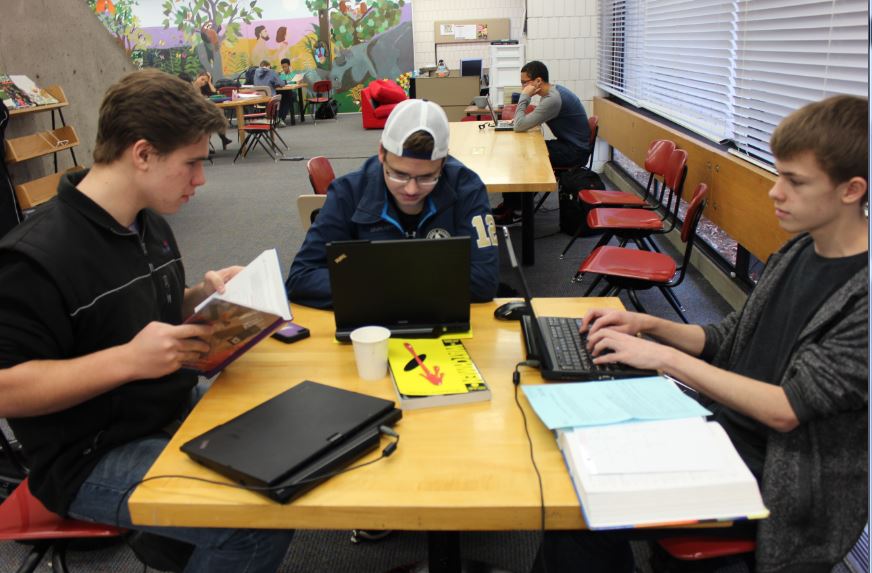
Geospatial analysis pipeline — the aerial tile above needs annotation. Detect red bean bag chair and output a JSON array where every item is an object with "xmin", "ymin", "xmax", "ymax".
[{"xmin": 361, "ymin": 79, "xmax": 408, "ymax": 129}]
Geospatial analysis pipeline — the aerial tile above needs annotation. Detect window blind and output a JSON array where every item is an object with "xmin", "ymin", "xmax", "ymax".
[{"xmin": 597, "ymin": 0, "xmax": 869, "ymax": 164}]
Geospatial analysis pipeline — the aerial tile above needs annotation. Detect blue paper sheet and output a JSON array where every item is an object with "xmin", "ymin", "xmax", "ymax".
[{"xmin": 521, "ymin": 376, "xmax": 712, "ymax": 430}]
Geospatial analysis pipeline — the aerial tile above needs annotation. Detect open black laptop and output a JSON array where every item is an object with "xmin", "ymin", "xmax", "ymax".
[
  {"xmin": 502, "ymin": 227, "xmax": 657, "ymax": 381},
  {"xmin": 326, "ymin": 237, "xmax": 471, "ymax": 341},
  {"xmin": 181, "ymin": 381, "xmax": 402, "ymax": 503}
]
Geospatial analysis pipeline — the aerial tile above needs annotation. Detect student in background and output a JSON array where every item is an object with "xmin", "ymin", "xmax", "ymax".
[
  {"xmin": 0, "ymin": 70, "xmax": 294, "ymax": 572},
  {"xmin": 536, "ymin": 95, "xmax": 868, "ymax": 573},
  {"xmin": 277, "ymin": 58, "xmax": 297, "ymax": 127},
  {"xmin": 286, "ymin": 98, "xmax": 499, "ymax": 308},
  {"xmin": 193, "ymin": 70, "xmax": 233, "ymax": 149},
  {"xmin": 494, "ymin": 60, "xmax": 591, "ymax": 224},
  {"xmin": 253, "ymin": 59, "xmax": 285, "ymax": 96}
]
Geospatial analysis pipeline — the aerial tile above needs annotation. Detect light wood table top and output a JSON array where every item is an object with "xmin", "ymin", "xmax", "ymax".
[
  {"xmin": 129, "ymin": 297, "xmax": 622, "ymax": 531},
  {"xmin": 448, "ymin": 121, "xmax": 557, "ymax": 194}
]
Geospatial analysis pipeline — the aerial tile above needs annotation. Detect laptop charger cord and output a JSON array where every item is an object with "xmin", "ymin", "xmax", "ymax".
[
  {"xmin": 112, "ymin": 426, "xmax": 401, "ymax": 529},
  {"xmin": 513, "ymin": 359, "xmax": 548, "ymax": 573}
]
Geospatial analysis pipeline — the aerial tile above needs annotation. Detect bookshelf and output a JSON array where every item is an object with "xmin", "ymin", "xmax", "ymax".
[{"xmin": 3, "ymin": 85, "xmax": 80, "ymax": 210}]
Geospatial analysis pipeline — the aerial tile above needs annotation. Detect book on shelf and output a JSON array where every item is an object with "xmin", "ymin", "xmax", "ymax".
[
  {"xmin": 0, "ymin": 74, "xmax": 33, "ymax": 110},
  {"xmin": 182, "ymin": 248, "xmax": 291, "ymax": 377},
  {"xmin": 10, "ymin": 76, "xmax": 58, "ymax": 106},
  {"xmin": 557, "ymin": 417, "xmax": 769, "ymax": 530},
  {"xmin": 388, "ymin": 338, "xmax": 490, "ymax": 410}
]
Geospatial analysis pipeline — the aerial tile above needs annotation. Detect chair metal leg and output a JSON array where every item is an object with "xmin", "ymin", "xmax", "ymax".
[
  {"xmin": 627, "ymin": 289, "xmax": 648, "ymax": 314},
  {"xmin": 51, "ymin": 541, "xmax": 70, "ymax": 573},
  {"xmin": 533, "ymin": 192, "xmax": 549, "ymax": 213},
  {"xmin": 16, "ymin": 541, "xmax": 50, "ymax": 573},
  {"xmin": 582, "ymin": 273, "xmax": 605, "ymax": 295},
  {"xmin": 658, "ymin": 286, "xmax": 689, "ymax": 323},
  {"xmin": 233, "ymin": 133, "xmax": 252, "ymax": 162}
]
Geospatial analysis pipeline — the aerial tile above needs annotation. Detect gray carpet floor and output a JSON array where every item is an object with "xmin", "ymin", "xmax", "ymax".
[{"xmin": 1, "ymin": 112, "xmax": 744, "ymax": 572}]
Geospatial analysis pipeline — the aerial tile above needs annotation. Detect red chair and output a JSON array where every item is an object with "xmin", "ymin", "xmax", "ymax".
[
  {"xmin": 234, "ymin": 98, "xmax": 284, "ymax": 162},
  {"xmin": 306, "ymin": 156, "xmax": 336, "ymax": 195},
  {"xmin": 499, "ymin": 103, "xmax": 536, "ymax": 120},
  {"xmin": 305, "ymin": 80, "xmax": 334, "ymax": 123},
  {"xmin": 360, "ymin": 79, "xmax": 408, "ymax": 129},
  {"xmin": 656, "ymin": 536, "xmax": 756, "ymax": 562},
  {"xmin": 461, "ymin": 115, "xmax": 493, "ymax": 122},
  {"xmin": 577, "ymin": 183, "xmax": 708, "ymax": 322},
  {"xmin": 579, "ymin": 139, "xmax": 676, "ymax": 209}
]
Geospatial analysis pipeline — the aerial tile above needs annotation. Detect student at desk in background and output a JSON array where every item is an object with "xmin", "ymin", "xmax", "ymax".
[
  {"xmin": 277, "ymin": 57, "xmax": 298, "ymax": 126},
  {"xmin": 494, "ymin": 60, "xmax": 591, "ymax": 224},
  {"xmin": 536, "ymin": 95, "xmax": 868, "ymax": 573},
  {"xmin": 0, "ymin": 70, "xmax": 294, "ymax": 572},
  {"xmin": 286, "ymin": 98, "xmax": 499, "ymax": 308}
]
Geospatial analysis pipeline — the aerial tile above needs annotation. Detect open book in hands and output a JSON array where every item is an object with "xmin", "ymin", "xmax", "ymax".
[{"xmin": 182, "ymin": 249, "xmax": 291, "ymax": 377}]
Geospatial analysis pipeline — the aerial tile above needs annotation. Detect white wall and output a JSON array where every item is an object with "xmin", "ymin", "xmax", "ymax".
[
  {"xmin": 411, "ymin": 0, "xmax": 527, "ymax": 71},
  {"xmin": 412, "ymin": 0, "xmax": 605, "ymax": 166}
]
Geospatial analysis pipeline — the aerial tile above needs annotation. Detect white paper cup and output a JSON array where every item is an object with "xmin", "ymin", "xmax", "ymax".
[
  {"xmin": 472, "ymin": 95, "xmax": 488, "ymax": 108},
  {"xmin": 349, "ymin": 326, "xmax": 391, "ymax": 380}
]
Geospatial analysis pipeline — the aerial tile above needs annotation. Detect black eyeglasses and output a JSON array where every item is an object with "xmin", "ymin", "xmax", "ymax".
[{"xmin": 383, "ymin": 164, "xmax": 441, "ymax": 188}]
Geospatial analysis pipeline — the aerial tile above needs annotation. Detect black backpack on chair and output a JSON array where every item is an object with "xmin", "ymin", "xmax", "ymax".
[
  {"xmin": 558, "ymin": 168, "xmax": 606, "ymax": 236},
  {"xmin": 315, "ymin": 99, "xmax": 339, "ymax": 119}
]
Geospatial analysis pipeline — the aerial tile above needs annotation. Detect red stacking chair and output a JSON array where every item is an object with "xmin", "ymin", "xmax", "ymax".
[
  {"xmin": 0, "ymin": 430, "xmax": 125, "ymax": 573},
  {"xmin": 654, "ymin": 536, "xmax": 756, "ymax": 570},
  {"xmin": 580, "ymin": 139, "xmax": 676, "ymax": 209},
  {"xmin": 305, "ymin": 80, "xmax": 334, "ymax": 123},
  {"xmin": 234, "ymin": 97, "xmax": 284, "ymax": 162},
  {"xmin": 560, "ymin": 139, "xmax": 677, "ymax": 258},
  {"xmin": 306, "ymin": 156, "xmax": 336, "ymax": 195},
  {"xmin": 461, "ymin": 115, "xmax": 493, "ymax": 122},
  {"xmin": 499, "ymin": 103, "xmax": 536, "ymax": 120},
  {"xmin": 577, "ymin": 183, "xmax": 708, "ymax": 322}
]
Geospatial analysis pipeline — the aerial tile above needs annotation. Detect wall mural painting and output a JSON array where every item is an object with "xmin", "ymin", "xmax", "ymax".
[{"xmin": 89, "ymin": 0, "xmax": 414, "ymax": 112}]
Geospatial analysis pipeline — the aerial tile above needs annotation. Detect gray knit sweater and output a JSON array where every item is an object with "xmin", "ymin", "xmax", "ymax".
[{"xmin": 701, "ymin": 233, "xmax": 868, "ymax": 573}]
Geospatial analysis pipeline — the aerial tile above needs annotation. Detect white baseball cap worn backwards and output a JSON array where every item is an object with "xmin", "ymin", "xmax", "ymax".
[{"xmin": 381, "ymin": 99, "xmax": 450, "ymax": 161}]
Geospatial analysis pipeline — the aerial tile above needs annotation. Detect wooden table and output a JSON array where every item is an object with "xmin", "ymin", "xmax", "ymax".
[
  {"xmin": 276, "ymin": 83, "xmax": 307, "ymax": 125},
  {"xmin": 129, "ymin": 298, "xmax": 621, "ymax": 534},
  {"xmin": 449, "ymin": 121, "xmax": 558, "ymax": 265},
  {"xmin": 215, "ymin": 95, "xmax": 272, "ymax": 143},
  {"xmin": 463, "ymin": 104, "xmax": 500, "ymax": 119}
]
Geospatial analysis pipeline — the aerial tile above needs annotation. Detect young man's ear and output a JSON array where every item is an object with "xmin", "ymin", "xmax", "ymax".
[
  {"xmin": 130, "ymin": 139, "xmax": 155, "ymax": 171},
  {"xmin": 841, "ymin": 176, "xmax": 868, "ymax": 207},
  {"xmin": 377, "ymin": 145, "xmax": 386, "ymax": 164}
]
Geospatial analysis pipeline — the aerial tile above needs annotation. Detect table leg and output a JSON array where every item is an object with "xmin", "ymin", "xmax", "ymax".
[
  {"xmin": 298, "ymin": 87, "xmax": 306, "ymax": 123},
  {"xmin": 234, "ymin": 107, "xmax": 245, "ymax": 144},
  {"xmin": 521, "ymin": 192, "xmax": 535, "ymax": 266}
]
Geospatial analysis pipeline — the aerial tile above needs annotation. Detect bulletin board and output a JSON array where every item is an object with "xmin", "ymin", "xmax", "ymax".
[{"xmin": 433, "ymin": 18, "xmax": 511, "ymax": 61}]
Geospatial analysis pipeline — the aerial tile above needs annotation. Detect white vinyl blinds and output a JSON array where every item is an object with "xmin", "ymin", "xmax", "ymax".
[{"xmin": 597, "ymin": 0, "xmax": 869, "ymax": 163}]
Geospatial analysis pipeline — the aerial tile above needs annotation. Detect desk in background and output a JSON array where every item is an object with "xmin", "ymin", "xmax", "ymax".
[
  {"xmin": 448, "ymin": 121, "xmax": 557, "ymax": 265},
  {"xmin": 214, "ymin": 95, "xmax": 272, "ymax": 144},
  {"xmin": 411, "ymin": 76, "xmax": 481, "ymax": 121}
]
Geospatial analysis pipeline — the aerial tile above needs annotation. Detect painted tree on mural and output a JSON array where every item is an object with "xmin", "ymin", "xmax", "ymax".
[
  {"xmin": 305, "ymin": 0, "xmax": 405, "ymax": 68},
  {"xmin": 89, "ymin": 0, "xmax": 153, "ymax": 55},
  {"xmin": 160, "ymin": 0, "xmax": 263, "ymax": 79}
]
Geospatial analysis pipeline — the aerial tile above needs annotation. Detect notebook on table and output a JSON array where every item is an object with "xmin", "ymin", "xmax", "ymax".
[
  {"xmin": 181, "ymin": 380, "xmax": 402, "ymax": 504},
  {"xmin": 501, "ymin": 227, "xmax": 657, "ymax": 381},
  {"xmin": 485, "ymin": 97, "xmax": 515, "ymax": 131},
  {"xmin": 326, "ymin": 237, "xmax": 472, "ymax": 342}
]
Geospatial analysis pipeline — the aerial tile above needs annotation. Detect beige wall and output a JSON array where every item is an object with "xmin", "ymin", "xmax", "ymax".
[{"xmin": 0, "ymin": 1, "xmax": 134, "ymax": 181}]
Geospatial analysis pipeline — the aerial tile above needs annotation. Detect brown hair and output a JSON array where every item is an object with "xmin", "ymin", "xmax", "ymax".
[
  {"xmin": 93, "ymin": 70, "xmax": 227, "ymax": 164},
  {"xmin": 402, "ymin": 130, "xmax": 434, "ymax": 156},
  {"xmin": 770, "ymin": 95, "xmax": 868, "ymax": 184}
]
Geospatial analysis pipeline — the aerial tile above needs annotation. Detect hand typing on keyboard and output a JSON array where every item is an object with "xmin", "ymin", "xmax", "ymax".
[{"xmin": 586, "ymin": 323, "xmax": 673, "ymax": 372}]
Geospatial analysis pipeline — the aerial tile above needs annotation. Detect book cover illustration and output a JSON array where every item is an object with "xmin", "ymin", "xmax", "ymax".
[
  {"xmin": 388, "ymin": 338, "xmax": 487, "ymax": 397},
  {"xmin": 0, "ymin": 74, "xmax": 33, "ymax": 110},
  {"xmin": 10, "ymin": 76, "xmax": 59, "ymax": 106}
]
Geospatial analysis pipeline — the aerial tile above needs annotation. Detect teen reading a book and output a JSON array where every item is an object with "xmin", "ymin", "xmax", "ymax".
[
  {"xmin": 0, "ymin": 70, "xmax": 294, "ymax": 572},
  {"xmin": 285, "ymin": 98, "xmax": 499, "ymax": 308},
  {"xmin": 534, "ymin": 95, "xmax": 868, "ymax": 573}
]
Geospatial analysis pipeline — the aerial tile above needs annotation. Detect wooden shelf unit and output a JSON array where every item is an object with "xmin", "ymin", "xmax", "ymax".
[{"xmin": 3, "ymin": 84, "xmax": 80, "ymax": 212}]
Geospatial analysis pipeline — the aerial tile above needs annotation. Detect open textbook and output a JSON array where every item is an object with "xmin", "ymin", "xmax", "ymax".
[
  {"xmin": 182, "ymin": 249, "xmax": 291, "ymax": 377},
  {"xmin": 558, "ymin": 418, "xmax": 769, "ymax": 530}
]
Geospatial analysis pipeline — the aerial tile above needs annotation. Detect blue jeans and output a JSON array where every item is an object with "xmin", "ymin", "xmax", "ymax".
[{"xmin": 67, "ymin": 390, "xmax": 294, "ymax": 573}]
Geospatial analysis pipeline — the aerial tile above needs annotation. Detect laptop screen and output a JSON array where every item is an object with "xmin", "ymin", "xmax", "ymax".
[{"xmin": 327, "ymin": 237, "xmax": 472, "ymax": 339}]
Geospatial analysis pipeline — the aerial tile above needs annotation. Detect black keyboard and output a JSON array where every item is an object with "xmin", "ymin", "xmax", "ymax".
[{"xmin": 541, "ymin": 316, "xmax": 617, "ymax": 373}]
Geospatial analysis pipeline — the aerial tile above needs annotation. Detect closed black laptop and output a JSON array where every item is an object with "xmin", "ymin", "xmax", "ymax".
[
  {"xmin": 326, "ymin": 237, "xmax": 471, "ymax": 341},
  {"xmin": 181, "ymin": 380, "xmax": 402, "ymax": 503},
  {"xmin": 501, "ymin": 227, "xmax": 656, "ymax": 381}
]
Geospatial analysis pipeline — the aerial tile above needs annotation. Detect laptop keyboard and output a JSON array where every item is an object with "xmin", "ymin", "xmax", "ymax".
[
  {"xmin": 496, "ymin": 120, "xmax": 513, "ymax": 129},
  {"xmin": 543, "ymin": 317, "xmax": 617, "ymax": 372}
]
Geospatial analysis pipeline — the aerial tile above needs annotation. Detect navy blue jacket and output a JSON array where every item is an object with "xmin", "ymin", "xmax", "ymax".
[{"xmin": 286, "ymin": 155, "xmax": 499, "ymax": 308}]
